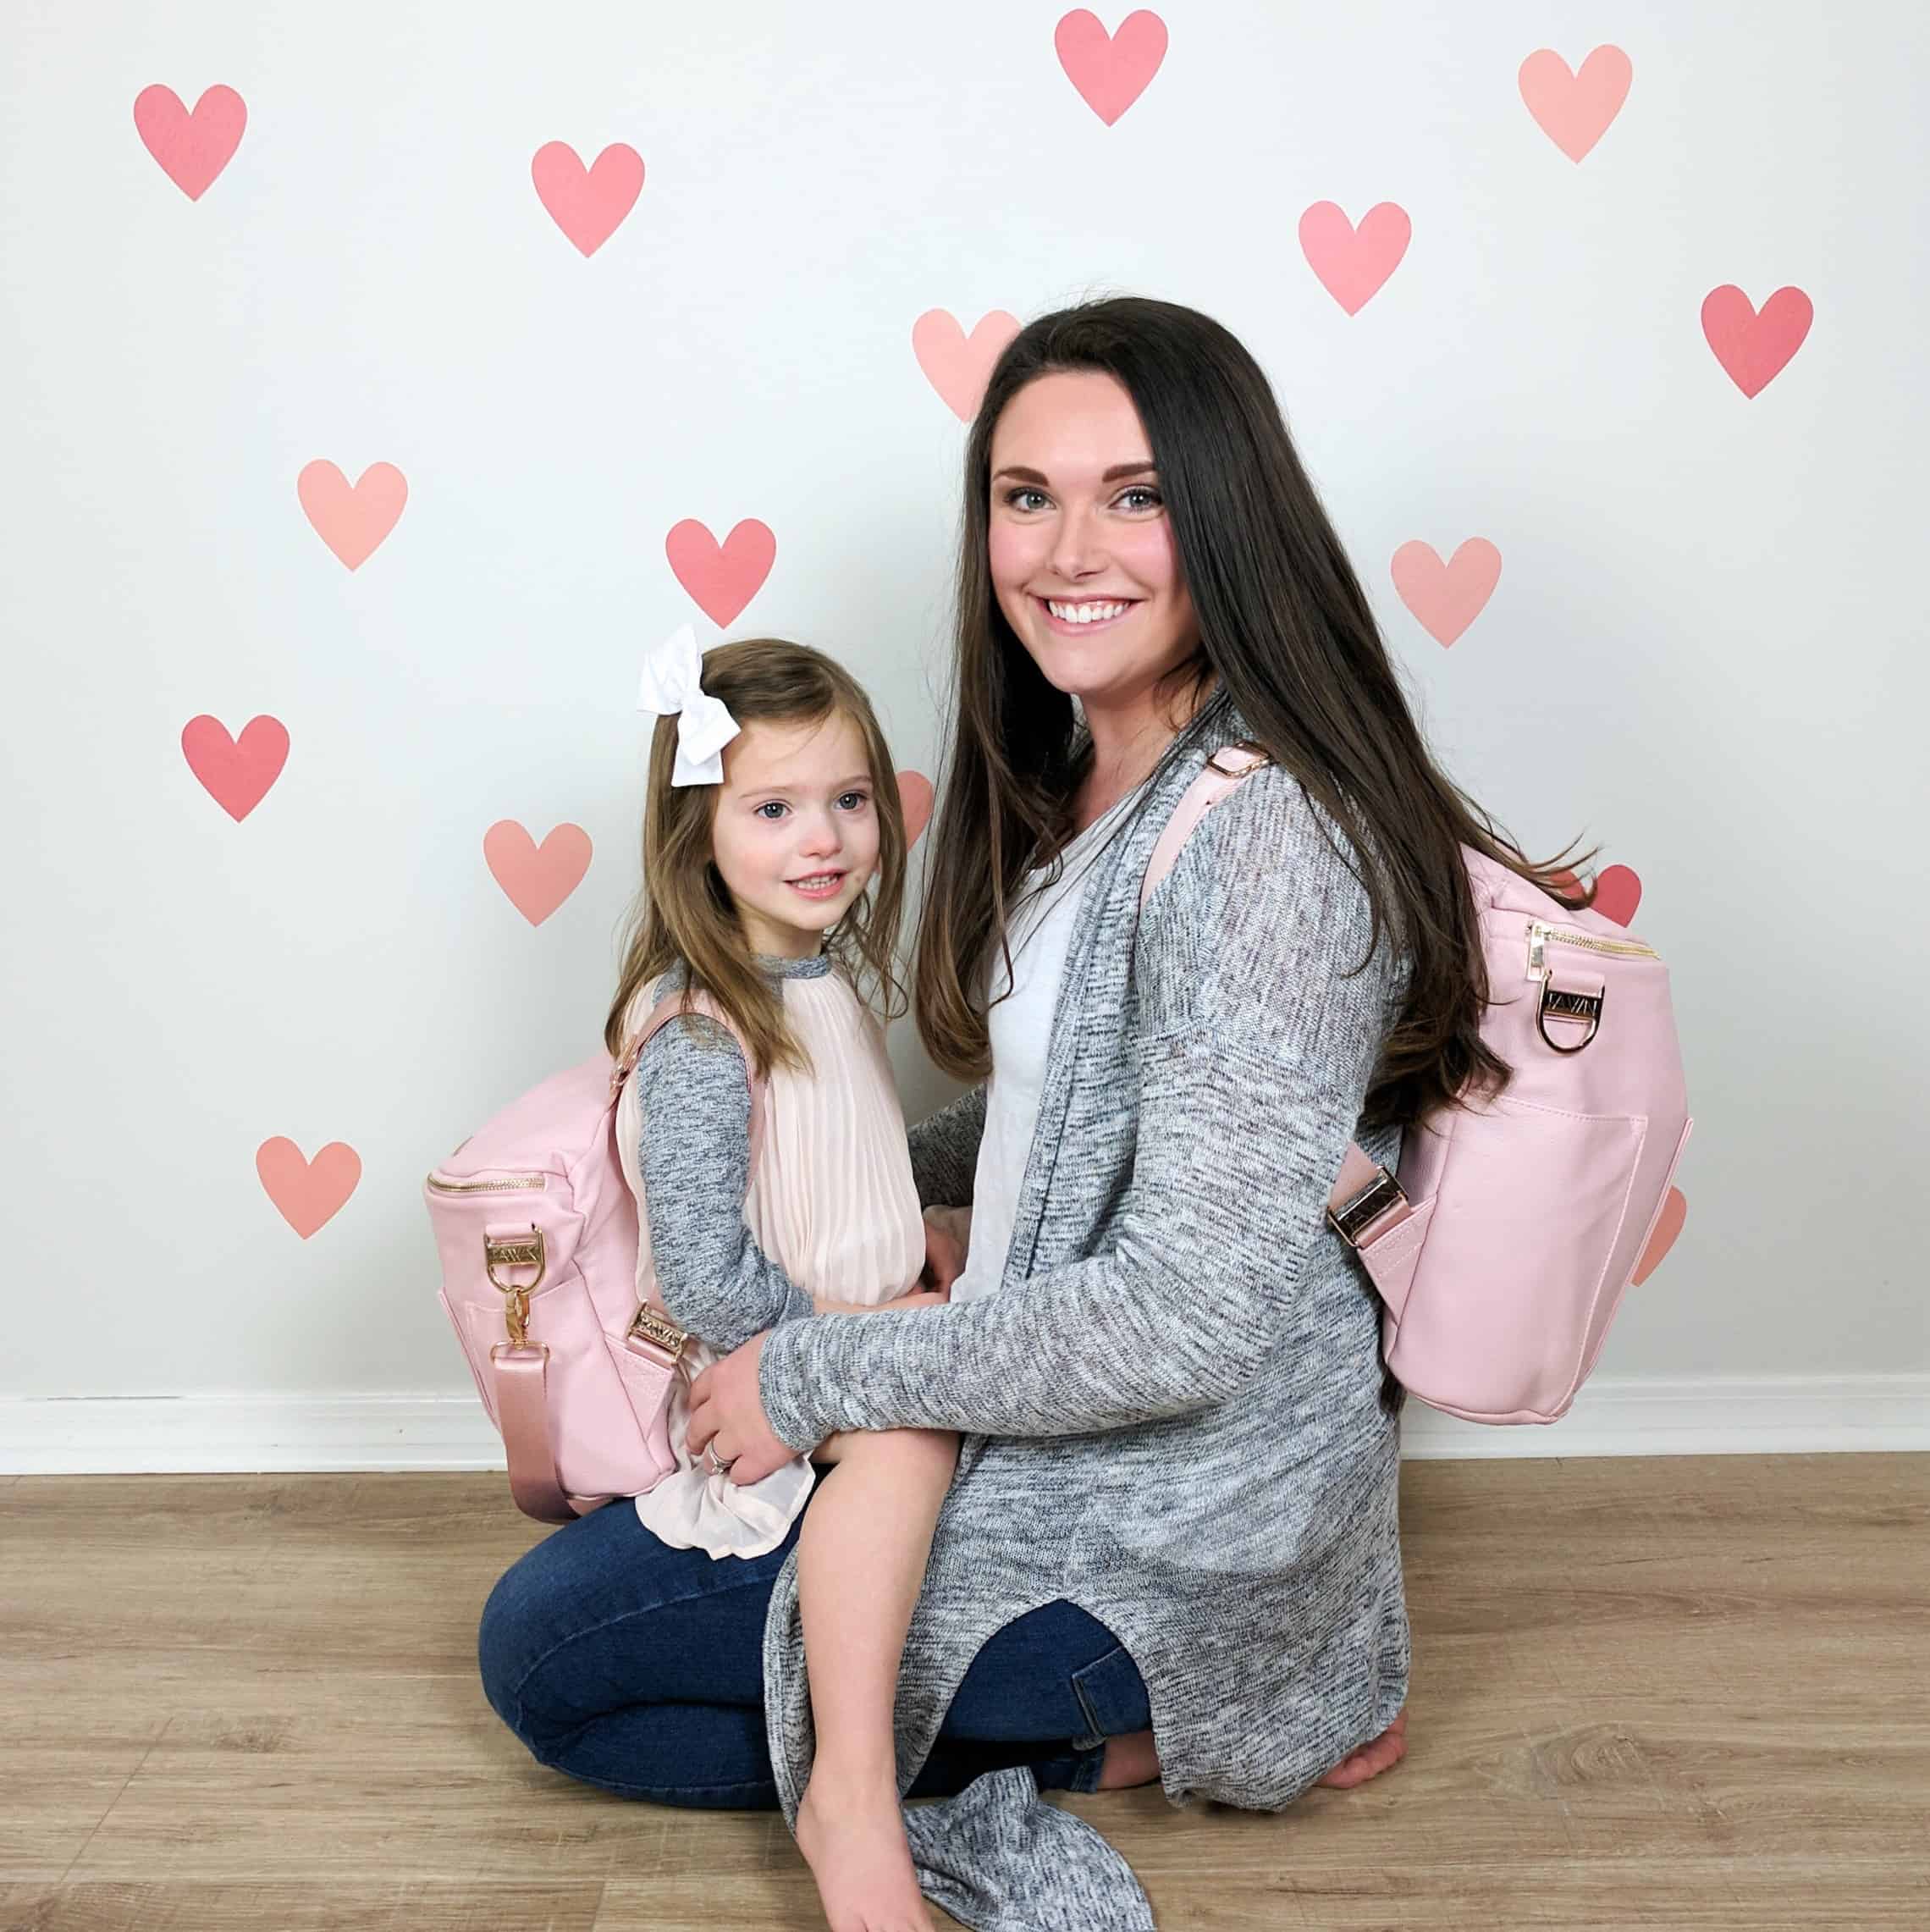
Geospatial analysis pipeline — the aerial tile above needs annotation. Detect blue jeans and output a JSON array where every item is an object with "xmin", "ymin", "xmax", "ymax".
[{"xmin": 478, "ymin": 1491, "xmax": 1152, "ymax": 1808}]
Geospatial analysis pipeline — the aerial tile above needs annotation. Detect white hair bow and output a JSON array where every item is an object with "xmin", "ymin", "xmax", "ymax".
[{"xmin": 636, "ymin": 623, "xmax": 741, "ymax": 787}]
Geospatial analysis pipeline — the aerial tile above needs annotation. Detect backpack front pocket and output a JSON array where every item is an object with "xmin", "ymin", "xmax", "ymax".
[{"xmin": 1393, "ymin": 1094, "xmax": 1648, "ymax": 1421}]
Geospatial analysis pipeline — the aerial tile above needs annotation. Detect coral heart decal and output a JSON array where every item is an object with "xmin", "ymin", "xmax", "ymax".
[
  {"xmin": 181, "ymin": 715, "xmax": 290, "ymax": 821},
  {"xmin": 1701, "ymin": 286, "xmax": 1812, "ymax": 398},
  {"xmin": 1631, "ymin": 1187, "xmax": 1686, "ymax": 1286},
  {"xmin": 1390, "ymin": 539, "xmax": 1502, "ymax": 647},
  {"xmin": 532, "ymin": 141, "xmax": 644, "ymax": 256},
  {"xmin": 1518, "ymin": 47, "xmax": 1632, "ymax": 162},
  {"xmin": 1299, "ymin": 202, "xmax": 1411, "ymax": 315},
  {"xmin": 896, "ymin": 770, "xmax": 935, "ymax": 846},
  {"xmin": 134, "ymin": 85, "xmax": 246, "ymax": 200},
  {"xmin": 298, "ymin": 461, "xmax": 408, "ymax": 570},
  {"xmin": 913, "ymin": 310, "xmax": 1022, "ymax": 422},
  {"xmin": 256, "ymin": 1138, "xmax": 361, "ymax": 1239},
  {"xmin": 1591, "ymin": 864, "xmax": 1643, "ymax": 927},
  {"xmin": 484, "ymin": 822, "xmax": 593, "ymax": 926},
  {"xmin": 665, "ymin": 519, "xmax": 776, "ymax": 627},
  {"xmin": 1055, "ymin": 10, "xmax": 1168, "ymax": 125}
]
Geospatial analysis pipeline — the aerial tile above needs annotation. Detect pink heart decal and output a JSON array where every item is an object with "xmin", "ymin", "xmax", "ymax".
[
  {"xmin": 298, "ymin": 461, "xmax": 408, "ymax": 571},
  {"xmin": 1518, "ymin": 47, "xmax": 1632, "ymax": 163},
  {"xmin": 1701, "ymin": 285, "xmax": 1812, "ymax": 398},
  {"xmin": 1591, "ymin": 864, "xmax": 1643, "ymax": 927},
  {"xmin": 1390, "ymin": 539, "xmax": 1502, "ymax": 647},
  {"xmin": 532, "ymin": 141, "xmax": 644, "ymax": 257},
  {"xmin": 256, "ymin": 1138, "xmax": 361, "ymax": 1239},
  {"xmin": 134, "ymin": 85, "xmax": 246, "ymax": 201},
  {"xmin": 1299, "ymin": 202, "xmax": 1411, "ymax": 316},
  {"xmin": 896, "ymin": 770, "xmax": 935, "ymax": 846},
  {"xmin": 181, "ymin": 715, "xmax": 290, "ymax": 821},
  {"xmin": 484, "ymin": 821, "xmax": 593, "ymax": 926},
  {"xmin": 665, "ymin": 519, "xmax": 776, "ymax": 627},
  {"xmin": 1631, "ymin": 1187, "xmax": 1686, "ymax": 1287},
  {"xmin": 1055, "ymin": 9, "xmax": 1168, "ymax": 125},
  {"xmin": 913, "ymin": 309, "xmax": 1022, "ymax": 422}
]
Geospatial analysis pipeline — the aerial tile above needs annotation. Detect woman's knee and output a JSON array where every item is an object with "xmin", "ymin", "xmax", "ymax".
[{"xmin": 477, "ymin": 1542, "xmax": 554, "ymax": 1734}]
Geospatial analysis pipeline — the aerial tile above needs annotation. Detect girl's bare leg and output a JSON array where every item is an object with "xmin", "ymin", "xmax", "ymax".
[{"xmin": 793, "ymin": 1427, "xmax": 958, "ymax": 1932}]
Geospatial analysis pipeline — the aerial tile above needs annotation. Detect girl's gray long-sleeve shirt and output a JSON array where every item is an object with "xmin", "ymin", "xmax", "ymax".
[{"xmin": 629, "ymin": 953, "xmax": 827, "ymax": 1354}]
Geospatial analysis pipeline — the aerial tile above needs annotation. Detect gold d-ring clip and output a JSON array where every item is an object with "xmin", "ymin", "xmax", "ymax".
[
  {"xmin": 1536, "ymin": 982, "xmax": 1604, "ymax": 1055},
  {"xmin": 484, "ymin": 1228, "xmax": 546, "ymax": 1348}
]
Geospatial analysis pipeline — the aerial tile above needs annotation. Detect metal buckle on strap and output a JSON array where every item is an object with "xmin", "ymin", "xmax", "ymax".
[
  {"xmin": 484, "ymin": 1228, "xmax": 546, "ymax": 1346},
  {"xmin": 627, "ymin": 1305, "xmax": 688, "ymax": 1361},
  {"xmin": 1326, "ymin": 1165, "xmax": 1408, "ymax": 1249},
  {"xmin": 1205, "ymin": 740, "xmax": 1272, "ymax": 779}
]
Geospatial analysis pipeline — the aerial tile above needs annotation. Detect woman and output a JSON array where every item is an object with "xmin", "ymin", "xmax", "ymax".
[{"xmin": 482, "ymin": 296, "xmax": 1569, "ymax": 1927}]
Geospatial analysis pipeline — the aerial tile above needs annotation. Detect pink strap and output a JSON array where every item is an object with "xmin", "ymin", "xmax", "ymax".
[
  {"xmin": 1140, "ymin": 745, "xmax": 1409, "ymax": 1252},
  {"xmin": 1139, "ymin": 745, "xmax": 1272, "ymax": 913},
  {"xmin": 490, "ymin": 1346, "xmax": 579, "ymax": 1524},
  {"xmin": 615, "ymin": 991, "xmax": 769, "ymax": 1177}
]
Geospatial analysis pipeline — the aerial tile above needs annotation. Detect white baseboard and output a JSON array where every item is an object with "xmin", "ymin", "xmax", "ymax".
[{"xmin": 1, "ymin": 1375, "xmax": 1925, "ymax": 1475}]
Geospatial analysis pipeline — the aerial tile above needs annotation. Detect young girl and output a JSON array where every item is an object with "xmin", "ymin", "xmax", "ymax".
[{"xmin": 606, "ymin": 625, "xmax": 953, "ymax": 1932}]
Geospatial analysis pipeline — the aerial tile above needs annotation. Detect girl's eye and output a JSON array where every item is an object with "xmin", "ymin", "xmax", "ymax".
[
  {"xmin": 835, "ymin": 791, "xmax": 869, "ymax": 812},
  {"xmin": 755, "ymin": 801, "xmax": 788, "ymax": 820}
]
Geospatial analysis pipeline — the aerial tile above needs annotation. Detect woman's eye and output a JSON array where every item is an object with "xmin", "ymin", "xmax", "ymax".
[
  {"xmin": 1003, "ymin": 487, "xmax": 1049, "ymax": 511},
  {"xmin": 1118, "ymin": 486, "xmax": 1162, "ymax": 510},
  {"xmin": 836, "ymin": 791, "xmax": 869, "ymax": 812}
]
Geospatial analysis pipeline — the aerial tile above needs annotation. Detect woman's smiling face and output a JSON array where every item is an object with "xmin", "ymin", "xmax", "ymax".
[{"xmin": 986, "ymin": 369, "xmax": 1199, "ymax": 715}]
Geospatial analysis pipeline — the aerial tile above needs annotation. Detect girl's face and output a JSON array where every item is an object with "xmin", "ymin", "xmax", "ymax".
[
  {"xmin": 709, "ymin": 711, "xmax": 880, "ymax": 959},
  {"xmin": 986, "ymin": 369, "xmax": 1199, "ymax": 716}
]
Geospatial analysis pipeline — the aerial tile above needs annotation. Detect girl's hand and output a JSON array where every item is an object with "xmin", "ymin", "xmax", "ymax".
[
  {"xmin": 921, "ymin": 1205, "xmax": 971, "ymax": 1294},
  {"xmin": 687, "ymin": 1333, "xmax": 794, "ymax": 1488}
]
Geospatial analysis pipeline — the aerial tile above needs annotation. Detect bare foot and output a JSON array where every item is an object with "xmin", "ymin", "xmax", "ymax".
[
  {"xmin": 1316, "ymin": 1705, "xmax": 1409, "ymax": 1789},
  {"xmin": 794, "ymin": 1771, "xmax": 935, "ymax": 1932},
  {"xmin": 1097, "ymin": 1729, "xmax": 1162, "ymax": 1790},
  {"xmin": 1095, "ymin": 1710, "xmax": 1408, "ymax": 1797}
]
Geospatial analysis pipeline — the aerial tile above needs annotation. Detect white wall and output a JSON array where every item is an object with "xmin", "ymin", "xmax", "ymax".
[{"xmin": 3, "ymin": 1, "xmax": 1925, "ymax": 1464}]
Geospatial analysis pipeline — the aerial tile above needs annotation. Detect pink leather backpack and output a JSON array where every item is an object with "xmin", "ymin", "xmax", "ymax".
[
  {"xmin": 1143, "ymin": 747, "xmax": 1693, "ymax": 1425},
  {"xmin": 424, "ymin": 991, "xmax": 764, "ymax": 1522}
]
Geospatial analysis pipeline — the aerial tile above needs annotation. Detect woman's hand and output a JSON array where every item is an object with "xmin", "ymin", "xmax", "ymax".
[
  {"xmin": 921, "ymin": 1205, "xmax": 971, "ymax": 1294},
  {"xmin": 687, "ymin": 1332, "xmax": 795, "ymax": 1488}
]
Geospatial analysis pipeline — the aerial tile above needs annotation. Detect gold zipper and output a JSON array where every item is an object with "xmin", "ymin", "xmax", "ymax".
[
  {"xmin": 1525, "ymin": 919, "xmax": 1659, "ymax": 979},
  {"xmin": 424, "ymin": 1172, "xmax": 548, "ymax": 1195}
]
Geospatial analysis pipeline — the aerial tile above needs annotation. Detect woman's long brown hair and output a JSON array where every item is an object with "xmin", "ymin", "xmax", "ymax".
[
  {"xmin": 604, "ymin": 638, "xmax": 908, "ymax": 1078},
  {"xmin": 913, "ymin": 297, "xmax": 1596, "ymax": 1129}
]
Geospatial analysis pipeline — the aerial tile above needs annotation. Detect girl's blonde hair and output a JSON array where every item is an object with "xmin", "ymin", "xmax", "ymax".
[{"xmin": 604, "ymin": 638, "xmax": 909, "ymax": 1077}]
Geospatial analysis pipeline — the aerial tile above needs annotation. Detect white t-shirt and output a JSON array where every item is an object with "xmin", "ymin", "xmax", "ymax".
[{"xmin": 948, "ymin": 784, "xmax": 1146, "ymax": 1305}]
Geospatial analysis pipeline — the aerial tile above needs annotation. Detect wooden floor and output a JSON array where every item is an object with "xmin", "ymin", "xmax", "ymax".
[{"xmin": 3, "ymin": 1455, "xmax": 1926, "ymax": 1931}]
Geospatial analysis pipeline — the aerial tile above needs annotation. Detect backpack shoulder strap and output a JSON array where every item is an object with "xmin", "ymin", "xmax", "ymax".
[
  {"xmin": 1139, "ymin": 743, "xmax": 1271, "ymax": 913},
  {"xmin": 616, "ymin": 989, "xmax": 769, "ymax": 1176},
  {"xmin": 1137, "ymin": 744, "xmax": 1408, "ymax": 1256}
]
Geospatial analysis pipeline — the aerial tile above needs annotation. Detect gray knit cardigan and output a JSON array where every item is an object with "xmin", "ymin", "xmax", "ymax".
[{"xmin": 753, "ymin": 696, "xmax": 1412, "ymax": 1929}]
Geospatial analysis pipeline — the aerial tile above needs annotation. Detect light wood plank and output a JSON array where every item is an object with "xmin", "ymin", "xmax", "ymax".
[{"xmin": 0, "ymin": 1880, "xmax": 605, "ymax": 1930}]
